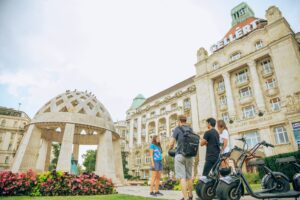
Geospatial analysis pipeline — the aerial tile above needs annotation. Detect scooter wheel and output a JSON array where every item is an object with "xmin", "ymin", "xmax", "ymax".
[
  {"xmin": 216, "ymin": 181, "xmax": 242, "ymax": 200},
  {"xmin": 195, "ymin": 180, "xmax": 215, "ymax": 200},
  {"xmin": 265, "ymin": 175, "xmax": 290, "ymax": 193}
]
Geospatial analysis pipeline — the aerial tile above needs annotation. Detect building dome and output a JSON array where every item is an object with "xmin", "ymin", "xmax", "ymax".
[
  {"xmin": 33, "ymin": 90, "xmax": 115, "ymax": 132},
  {"xmin": 130, "ymin": 94, "xmax": 145, "ymax": 109}
]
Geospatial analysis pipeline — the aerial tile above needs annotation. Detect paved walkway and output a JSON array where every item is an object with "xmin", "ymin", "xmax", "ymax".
[{"xmin": 117, "ymin": 186, "xmax": 257, "ymax": 200}]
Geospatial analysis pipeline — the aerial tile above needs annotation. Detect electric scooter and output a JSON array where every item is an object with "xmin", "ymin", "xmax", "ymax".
[
  {"xmin": 249, "ymin": 158, "xmax": 290, "ymax": 193},
  {"xmin": 276, "ymin": 156, "xmax": 300, "ymax": 191},
  {"xmin": 195, "ymin": 146, "xmax": 243, "ymax": 200},
  {"xmin": 216, "ymin": 139, "xmax": 300, "ymax": 200}
]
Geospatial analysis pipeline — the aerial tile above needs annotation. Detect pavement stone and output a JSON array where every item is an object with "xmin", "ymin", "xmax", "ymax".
[{"xmin": 117, "ymin": 186, "xmax": 261, "ymax": 200}]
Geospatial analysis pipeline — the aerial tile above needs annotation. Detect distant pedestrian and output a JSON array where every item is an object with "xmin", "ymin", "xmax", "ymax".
[
  {"xmin": 149, "ymin": 135, "xmax": 163, "ymax": 196},
  {"xmin": 217, "ymin": 120, "xmax": 230, "ymax": 168}
]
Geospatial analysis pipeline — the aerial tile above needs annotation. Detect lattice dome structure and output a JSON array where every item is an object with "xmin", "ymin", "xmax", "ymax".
[{"xmin": 11, "ymin": 90, "xmax": 124, "ymax": 184}]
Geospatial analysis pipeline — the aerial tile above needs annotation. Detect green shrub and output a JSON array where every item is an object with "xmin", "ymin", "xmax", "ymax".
[
  {"xmin": 258, "ymin": 150, "xmax": 300, "ymax": 180},
  {"xmin": 244, "ymin": 173, "xmax": 261, "ymax": 184}
]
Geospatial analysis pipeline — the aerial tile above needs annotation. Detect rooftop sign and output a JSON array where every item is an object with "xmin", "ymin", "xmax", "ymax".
[{"xmin": 210, "ymin": 19, "xmax": 259, "ymax": 52}]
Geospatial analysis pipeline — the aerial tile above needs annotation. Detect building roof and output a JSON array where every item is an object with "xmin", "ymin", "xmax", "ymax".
[
  {"xmin": 224, "ymin": 17, "xmax": 258, "ymax": 39},
  {"xmin": 130, "ymin": 94, "xmax": 146, "ymax": 109},
  {"xmin": 141, "ymin": 75, "xmax": 195, "ymax": 106},
  {"xmin": 0, "ymin": 106, "xmax": 29, "ymax": 118}
]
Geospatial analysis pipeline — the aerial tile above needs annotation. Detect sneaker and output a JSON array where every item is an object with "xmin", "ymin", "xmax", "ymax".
[
  {"xmin": 150, "ymin": 192, "xmax": 156, "ymax": 196},
  {"xmin": 155, "ymin": 191, "xmax": 163, "ymax": 196}
]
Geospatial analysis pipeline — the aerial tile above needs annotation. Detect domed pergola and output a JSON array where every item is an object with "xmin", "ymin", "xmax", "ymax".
[{"xmin": 11, "ymin": 90, "xmax": 124, "ymax": 184}]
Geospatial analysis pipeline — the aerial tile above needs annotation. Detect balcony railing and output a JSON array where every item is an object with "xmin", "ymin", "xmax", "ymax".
[
  {"xmin": 183, "ymin": 103, "xmax": 191, "ymax": 110},
  {"xmin": 236, "ymin": 76, "xmax": 250, "ymax": 87},
  {"xmin": 220, "ymin": 104, "xmax": 228, "ymax": 111},
  {"xmin": 217, "ymin": 86, "xmax": 225, "ymax": 95},
  {"xmin": 239, "ymin": 96, "xmax": 254, "ymax": 105},
  {"xmin": 159, "ymin": 126, "xmax": 166, "ymax": 131},
  {"xmin": 262, "ymin": 67, "xmax": 273, "ymax": 78},
  {"xmin": 265, "ymin": 87, "xmax": 279, "ymax": 97}
]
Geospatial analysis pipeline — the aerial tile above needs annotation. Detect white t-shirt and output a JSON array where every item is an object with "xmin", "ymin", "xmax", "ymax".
[{"xmin": 220, "ymin": 129, "xmax": 230, "ymax": 153}]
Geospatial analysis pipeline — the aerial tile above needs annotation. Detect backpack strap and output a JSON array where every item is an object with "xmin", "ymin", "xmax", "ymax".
[{"xmin": 178, "ymin": 126, "xmax": 186, "ymax": 135}]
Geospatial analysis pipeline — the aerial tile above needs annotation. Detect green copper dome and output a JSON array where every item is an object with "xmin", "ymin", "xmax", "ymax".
[{"xmin": 130, "ymin": 94, "xmax": 146, "ymax": 109}]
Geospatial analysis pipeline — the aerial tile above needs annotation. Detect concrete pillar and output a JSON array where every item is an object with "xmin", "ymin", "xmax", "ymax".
[
  {"xmin": 73, "ymin": 144, "xmax": 79, "ymax": 161},
  {"xmin": 248, "ymin": 61, "xmax": 266, "ymax": 111},
  {"xmin": 95, "ymin": 130, "xmax": 117, "ymax": 182},
  {"xmin": 36, "ymin": 139, "xmax": 49, "ymax": 172},
  {"xmin": 223, "ymin": 72, "xmax": 236, "ymax": 117},
  {"xmin": 44, "ymin": 141, "xmax": 52, "ymax": 171},
  {"xmin": 191, "ymin": 94, "xmax": 200, "ymax": 133},
  {"xmin": 113, "ymin": 138, "xmax": 124, "ymax": 185},
  {"xmin": 137, "ymin": 117, "xmax": 142, "ymax": 144},
  {"xmin": 129, "ymin": 120, "xmax": 134, "ymax": 148},
  {"xmin": 56, "ymin": 123, "xmax": 75, "ymax": 172},
  {"xmin": 209, "ymin": 79, "xmax": 217, "ymax": 118},
  {"xmin": 11, "ymin": 124, "xmax": 42, "ymax": 172}
]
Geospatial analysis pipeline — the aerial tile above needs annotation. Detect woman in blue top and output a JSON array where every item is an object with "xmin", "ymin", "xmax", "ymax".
[{"xmin": 149, "ymin": 135, "xmax": 163, "ymax": 196}]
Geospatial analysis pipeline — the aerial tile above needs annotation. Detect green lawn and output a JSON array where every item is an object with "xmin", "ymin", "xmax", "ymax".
[{"xmin": 0, "ymin": 194, "xmax": 160, "ymax": 200}]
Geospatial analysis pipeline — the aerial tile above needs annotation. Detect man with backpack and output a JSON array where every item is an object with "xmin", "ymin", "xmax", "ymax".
[{"xmin": 168, "ymin": 115, "xmax": 200, "ymax": 200}]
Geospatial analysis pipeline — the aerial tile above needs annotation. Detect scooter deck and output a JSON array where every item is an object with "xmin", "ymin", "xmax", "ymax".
[{"xmin": 254, "ymin": 190, "xmax": 300, "ymax": 198}]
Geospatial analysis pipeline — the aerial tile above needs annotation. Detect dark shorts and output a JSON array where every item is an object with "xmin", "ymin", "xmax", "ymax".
[{"xmin": 151, "ymin": 160, "xmax": 163, "ymax": 171}]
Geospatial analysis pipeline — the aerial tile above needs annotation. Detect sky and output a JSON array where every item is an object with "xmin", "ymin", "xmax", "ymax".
[{"xmin": 0, "ymin": 0, "xmax": 299, "ymax": 164}]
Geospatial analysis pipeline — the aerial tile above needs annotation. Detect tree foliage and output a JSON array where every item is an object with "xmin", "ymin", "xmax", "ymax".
[
  {"xmin": 49, "ymin": 143, "xmax": 61, "ymax": 171},
  {"xmin": 82, "ymin": 150, "xmax": 96, "ymax": 173}
]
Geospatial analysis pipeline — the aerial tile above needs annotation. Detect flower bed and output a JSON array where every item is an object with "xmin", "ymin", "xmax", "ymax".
[{"xmin": 0, "ymin": 170, "xmax": 115, "ymax": 196}]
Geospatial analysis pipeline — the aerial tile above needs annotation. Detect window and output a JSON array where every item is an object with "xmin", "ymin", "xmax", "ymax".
[
  {"xmin": 218, "ymin": 80, "xmax": 225, "ymax": 92},
  {"xmin": 255, "ymin": 40, "xmax": 263, "ymax": 49},
  {"xmin": 270, "ymin": 97, "xmax": 281, "ymax": 111},
  {"xmin": 243, "ymin": 105, "xmax": 256, "ymax": 119},
  {"xmin": 231, "ymin": 52, "xmax": 241, "ymax": 61},
  {"xmin": 222, "ymin": 112, "xmax": 230, "ymax": 122},
  {"xmin": 236, "ymin": 69, "xmax": 248, "ymax": 83},
  {"xmin": 220, "ymin": 96, "xmax": 227, "ymax": 106},
  {"xmin": 160, "ymin": 107, "xmax": 166, "ymax": 114},
  {"xmin": 150, "ymin": 111, "xmax": 155, "ymax": 117},
  {"xmin": 239, "ymin": 8, "xmax": 245, "ymax": 15},
  {"xmin": 5, "ymin": 156, "xmax": 9, "ymax": 164},
  {"xmin": 183, "ymin": 99, "xmax": 191, "ymax": 109},
  {"xmin": 1, "ymin": 120, "xmax": 6, "ymax": 127},
  {"xmin": 145, "ymin": 156, "xmax": 151, "ymax": 164},
  {"xmin": 171, "ymin": 103, "xmax": 177, "ymax": 110},
  {"xmin": 274, "ymin": 126, "xmax": 289, "ymax": 144},
  {"xmin": 136, "ymin": 157, "xmax": 142, "ymax": 165},
  {"xmin": 265, "ymin": 79, "xmax": 276, "ymax": 89},
  {"xmin": 239, "ymin": 87, "xmax": 252, "ymax": 98},
  {"xmin": 212, "ymin": 62, "xmax": 219, "ymax": 70},
  {"xmin": 244, "ymin": 131, "xmax": 261, "ymax": 148},
  {"xmin": 261, "ymin": 59, "xmax": 272, "ymax": 73}
]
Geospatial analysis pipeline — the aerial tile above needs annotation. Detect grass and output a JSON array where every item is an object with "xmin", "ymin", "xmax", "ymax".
[{"xmin": 0, "ymin": 194, "xmax": 160, "ymax": 200}]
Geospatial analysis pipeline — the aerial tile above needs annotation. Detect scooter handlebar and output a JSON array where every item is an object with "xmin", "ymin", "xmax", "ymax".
[{"xmin": 261, "ymin": 140, "xmax": 274, "ymax": 148}]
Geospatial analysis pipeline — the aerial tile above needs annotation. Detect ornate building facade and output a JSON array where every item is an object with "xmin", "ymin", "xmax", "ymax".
[
  {"xmin": 125, "ymin": 3, "xmax": 300, "ymax": 178},
  {"xmin": 0, "ymin": 107, "xmax": 30, "ymax": 170}
]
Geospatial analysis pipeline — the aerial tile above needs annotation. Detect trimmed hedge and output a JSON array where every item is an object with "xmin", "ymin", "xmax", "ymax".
[
  {"xmin": 0, "ymin": 170, "xmax": 115, "ymax": 196},
  {"xmin": 258, "ymin": 150, "xmax": 300, "ymax": 180}
]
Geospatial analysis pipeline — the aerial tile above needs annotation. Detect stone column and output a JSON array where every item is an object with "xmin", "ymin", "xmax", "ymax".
[
  {"xmin": 95, "ymin": 130, "xmax": 117, "ymax": 182},
  {"xmin": 166, "ymin": 117, "xmax": 170, "ymax": 137},
  {"xmin": 44, "ymin": 141, "xmax": 52, "ymax": 171},
  {"xmin": 137, "ymin": 117, "xmax": 142, "ymax": 144},
  {"xmin": 36, "ymin": 139, "xmax": 49, "ymax": 172},
  {"xmin": 129, "ymin": 120, "xmax": 134, "ymax": 148},
  {"xmin": 209, "ymin": 79, "xmax": 217, "ymax": 118},
  {"xmin": 56, "ymin": 123, "xmax": 75, "ymax": 172},
  {"xmin": 259, "ymin": 127, "xmax": 274, "ymax": 156},
  {"xmin": 11, "ymin": 124, "xmax": 42, "ymax": 172},
  {"xmin": 73, "ymin": 144, "xmax": 79, "ymax": 161},
  {"xmin": 1, "ymin": 131, "xmax": 11, "ymax": 150},
  {"xmin": 145, "ymin": 123, "xmax": 149, "ymax": 143},
  {"xmin": 248, "ymin": 61, "xmax": 266, "ymax": 111},
  {"xmin": 113, "ymin": 138, "xmax": 124, "ymax": 185},
  {"xmin": 223, "ymin": 72, "xmax": 236, "ymax": 117},
  {"xmin": 155, "ymin": 119, "xmax": 159, "ymax": 135},
  {"xmin": 191, "ymin": 95, "xmax": 200, "ymax": 133}
]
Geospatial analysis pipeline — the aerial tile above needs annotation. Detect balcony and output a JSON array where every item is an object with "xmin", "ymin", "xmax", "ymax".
[
  {"xmin": 170, "ymin": 122, "xmax": 177, "ymax": 128},
  {"xmin": 236, "ymin": 76, "xmax": 250, "ymax": 88},
  {"xmin": 217, "ymin": 86, "xmax": 226, "ymax": 95},
  {"xmin": 159, "ymin": 125, "xmax": 166, "ymax": 131},
  {"xmin": 239, "ymin": 96, "xmax": 254, "ymax": 105},
  {"xmin": 148, "ymin": 129, "xmax": 155, "ymax": 134},
  {"xmin": 262, "ymin": 68, "xmax": 273, "ymax": 78},
  {"xmin": 220, "ymin": 104, "xmax": 228, "ymax": 111},
  {"xmin": 265, "ymin": 87, "xmax": 279, "ymax": 97}
]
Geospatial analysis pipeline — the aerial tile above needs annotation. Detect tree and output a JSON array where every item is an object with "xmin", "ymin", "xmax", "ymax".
[
  {"xmin": 163, "ymin": 156, "xmax": 174, "ymax": 177},
  {"xmin": 122, "ymin": 152, "xmax": 132, "ymax": 179},
  {"xmin": 82, "ymin": 150, "xmax": 96, "ymax": 173},
  {"xmin": 49, "ymin": 143, "xmax": 61, "ymax": 171}
]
